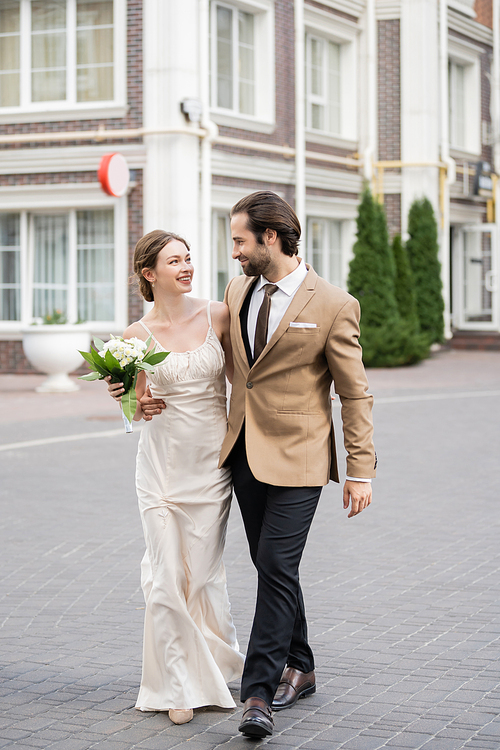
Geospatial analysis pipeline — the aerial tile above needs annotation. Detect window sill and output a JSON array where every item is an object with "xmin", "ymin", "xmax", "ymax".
[
  {"xmin": 0, "ymin": 328, "xmax": 23, "ymax": 340},
  {"xmin": 210, "ymin": 110, "xmax": 276, "ymax": 135},
  {"xmin": 0, "ymin": 104, "xmax": 129, "ymax": 125},
  {"xmin": 0, "ymin": 325, "xmax": 121, "ymax": 338},
  {"xmin": 305, "ymin": 129, "xmax": 358, "ymax": 150},
  {"xmin": 450, "ymin": 146, "xmax": 482, "ymax": 161}
]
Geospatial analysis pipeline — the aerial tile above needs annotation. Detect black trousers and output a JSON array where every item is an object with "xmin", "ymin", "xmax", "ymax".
[{"xmin": 229, "ymin": 432, "xmax": 322, "ymax": 705}]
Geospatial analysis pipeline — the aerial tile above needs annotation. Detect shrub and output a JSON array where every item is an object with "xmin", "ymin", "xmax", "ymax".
[
  {"xmin": 348, "ymin": 188, "xmax": 430, "ymax": 367},
  {"xmin": 347, "ymin": 187, "xmax": 399, "ymax": 327},
  {"xmin": 359, "ymin": 321, "xmax": 431, "ymax": 368},
  {"xmin": 406, "ymin": 198, "xmax": 445, "ymax": 344},
  {"xmin": 392, "ymin": 234, "xmax": 418, "ymax": 326}
]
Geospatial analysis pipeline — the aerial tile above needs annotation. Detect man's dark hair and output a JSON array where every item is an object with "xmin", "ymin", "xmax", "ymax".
[{"xmin": 231, "ymin": 191, "xmax": 301, "ymax": 257}]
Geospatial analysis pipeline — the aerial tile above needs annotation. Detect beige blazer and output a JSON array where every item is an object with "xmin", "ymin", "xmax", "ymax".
[{"xmin": 219, "ymin": 265, "xmax": 376, "ymax": 487}]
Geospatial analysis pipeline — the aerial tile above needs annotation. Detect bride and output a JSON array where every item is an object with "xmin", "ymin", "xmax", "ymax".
[{"xmin": 107, "ymin": 229, "xmax": 244, "ymax": 725}]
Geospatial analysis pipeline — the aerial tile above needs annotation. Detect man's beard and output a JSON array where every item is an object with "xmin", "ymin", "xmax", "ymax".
[{"xmin": 242, "ymin": 243, "xmax": 272, "ymax": 276}]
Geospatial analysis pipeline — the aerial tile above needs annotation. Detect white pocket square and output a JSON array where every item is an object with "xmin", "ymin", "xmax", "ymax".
[{"xmin": 289, "ymin": 322, "xmax": 317, "ymax": 328}]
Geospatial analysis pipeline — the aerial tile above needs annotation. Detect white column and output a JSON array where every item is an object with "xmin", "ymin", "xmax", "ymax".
[
  {"xmin": 493, "ymin": 0, "xmax": 500, "ymax": 332},
  {"xmin": 143, "ymin": 0, "xmax": 205, "ymax": 296},
  {"xmin": 439, "ymin": 0, "xmax": 452, "ymax": 338},
  {"xmin": 361, "ymin": 0, "xmax": 377, "ymax": 183},
  {"xmin": 295, "ymin": 0, "xmax": 306, "ymax": 232},
  {"xmin": 400, "ymin": 0, "xmax": 440, "ymax": 234}
]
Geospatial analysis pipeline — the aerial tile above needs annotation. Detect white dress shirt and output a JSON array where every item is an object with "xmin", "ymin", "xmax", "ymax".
[
  {"xmin": 247, "ymin": 260, "xmax": 308, "ymax": 356},
  {"xmin": 246, "ymin": 260, "xmax": 371, "ymax": 484}
]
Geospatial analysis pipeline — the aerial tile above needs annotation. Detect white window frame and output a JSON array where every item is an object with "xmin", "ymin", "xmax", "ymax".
[
  {"xmin": 448, "ymin": 0, "xmax": 475, "ymax": 18},
  {"xmin": 306, "ymin": 216, "xmax": 344, "ymax": 288},
  {"xmin": 209, "ymin": 0, "xmax": 275, "ymax": 134},
  {"xmin": 305, "ymin": 35, "xmax": 342, "ymax": 136},
  {"xmin": 448, "ymin": 38, "xmax": 482, "ymax": 157},
  {"xmin": 0, "ymin": 183, "xmax": 128, "ymax": 334},
  {"xmin": 304, "ymin": 5, "xmax": 358, "ymax": 148},
  {"xmin": 211, "ymin": 210, "xmax": 241, "ymax": 301},
  {"xmin": 0, "ymin": 0, "xmax": 127, "ymax": 124},
  {"xmin": 306, "ymin": 195, "xmax": 358, "ymax": 288}
]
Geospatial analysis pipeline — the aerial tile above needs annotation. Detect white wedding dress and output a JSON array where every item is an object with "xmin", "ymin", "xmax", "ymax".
[{"xmin": 134, "ymin": 302, "xmax": 244, "ymax": 711}]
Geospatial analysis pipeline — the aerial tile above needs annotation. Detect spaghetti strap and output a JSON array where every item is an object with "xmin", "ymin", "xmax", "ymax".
[
  {"xmin": 206, "ymin": 300, "xmax": 212, "ymax": 328},
  {"xmin": 138, "ymin": 319, "xmax": 153, "ymax": 336},
  {"xmin": 138, "ymin": 319, "xmax": 163, "ymax": 350}
]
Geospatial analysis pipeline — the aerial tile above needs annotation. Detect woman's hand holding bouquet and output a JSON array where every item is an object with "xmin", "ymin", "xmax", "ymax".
[{"xmin": 79, "ymin": 335, "xmax": 169, "ymax": 431}]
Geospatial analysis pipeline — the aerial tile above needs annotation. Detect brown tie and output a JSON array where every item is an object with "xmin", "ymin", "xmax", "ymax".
[{"xmin": 253, "ymin": 283, "xmax": 278, "ymax": 360}]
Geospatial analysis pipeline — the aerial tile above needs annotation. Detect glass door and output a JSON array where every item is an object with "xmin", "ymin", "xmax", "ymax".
[{"xmin": 455, "ymin": 224, "xmax": 498, "ymax": 330}]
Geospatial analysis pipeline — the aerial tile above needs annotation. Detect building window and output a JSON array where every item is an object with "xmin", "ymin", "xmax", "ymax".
[
  {"xmin": 306, "ymin": 34, "xmax": 341, "ymax": 135},
  {"xmin": 212, "ymin": 210, "xmax": 243, "ymax": 301},
  {"xmin": 0, "ymin": 213, "xmax": 21, "ymax": 320},
  {"xmin": 447, "ymin": 48, "xmax": 481, "ymax": 155},
  {"xmin": 449, "ymin": 60, "xmax": 466, "ymax": 150},
  {"xmin": 210, "ymin": 2, "xmax": 255, "ymax": 116},
  {"xmin": 0, "ymin": 1, "xmax": 21, "ymax": 107},
  {"xmin": 32, "ymin": 213, "xmax": 69, "ymax": 318},
  {"xmin": 0, "ymin": 208, "xmax": 115, "ymax": 324},
  {"xmin": 77, "ymin": 209, "xmax": 114, "ymax": 321},
  {"xmin": 0, "ymin": 0, "xmax": 116, "ymax": 111},
  {"xmin": 307, "ymin": 218, "xmax": 342, "ymax": 287},
  {"xmin": 213, "ymin": 211, "xmax": 238, "ymax": 301}
]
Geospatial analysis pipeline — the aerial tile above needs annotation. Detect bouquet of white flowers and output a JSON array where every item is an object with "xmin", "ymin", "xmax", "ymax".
[{"xmin": 79, "ymin": 335, "xmax": 169, "ymax": 431}]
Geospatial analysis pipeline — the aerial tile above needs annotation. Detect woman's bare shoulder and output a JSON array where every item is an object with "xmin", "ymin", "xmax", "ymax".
[
  {"xmin": 209, "ymin": 300, "xmax": 230, "ymax": 324},
  {"xmin": 123, "ymin": 321, "xmax": 148, "ymax": 340}
]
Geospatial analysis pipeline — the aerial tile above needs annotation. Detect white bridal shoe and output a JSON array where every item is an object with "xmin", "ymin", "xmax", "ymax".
[{"xmin": 168, "ymin": 708, "xmax": 194, "ymax": 724}]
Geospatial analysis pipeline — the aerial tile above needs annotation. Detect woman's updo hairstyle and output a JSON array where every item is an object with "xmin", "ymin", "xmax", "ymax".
[{"xmin": 133, "ymin": 230, "xmax": 190, "ymax": 302}]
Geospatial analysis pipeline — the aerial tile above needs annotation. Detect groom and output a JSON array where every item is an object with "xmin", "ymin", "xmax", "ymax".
[{"xmin": 144, "ymin": 191, "xmax": 375, "ymax": 738}]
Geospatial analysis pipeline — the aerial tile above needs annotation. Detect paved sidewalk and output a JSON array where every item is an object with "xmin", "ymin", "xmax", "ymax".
[{"xmin": 0, "ymin": 349, "xmax": 499, "ymax": 749}]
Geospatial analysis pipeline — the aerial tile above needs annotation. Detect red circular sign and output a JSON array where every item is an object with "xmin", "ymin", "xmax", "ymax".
[{"xmin": 98, "ymin": 153, "xmax": 130, "ymax": 197}]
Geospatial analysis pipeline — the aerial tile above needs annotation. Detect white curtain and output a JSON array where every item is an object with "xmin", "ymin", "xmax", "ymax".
[
  {"xmin": 31, "ymin": 0, "xmax": 67, "ymax": 102},
  {"xmin": 238, "ymin": 10, "xmax": 254, "ymax": 115},
  {"xmin": 77, "ymin": 209, "xmax": 114, "ymax": 321},
  {"xmin": 33, "ymin": 214, "xmax": 69, "ymax": 318},
  {"xmin": 0, "ymin": 0, "xmax": 115, "ymax": 105},
  {"xmin": 76, "ymin": 0, "xmax": 114, "ymax": 102},
  {"xmin": 0, "ymin": 213, "xmax": 21, "ymax": 321},
  {"xmin": 0, "ymin": 0, "xmax": 20, "ymax": 107}
]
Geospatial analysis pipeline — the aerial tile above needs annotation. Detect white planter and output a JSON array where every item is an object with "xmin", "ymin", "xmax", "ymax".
[{"xmin": 22, "ymin": 325, "xmax": 92, "ymax": 393}]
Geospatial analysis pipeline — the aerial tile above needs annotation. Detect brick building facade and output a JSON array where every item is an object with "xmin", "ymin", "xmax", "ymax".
[{"xmin": 0, "ymin": 0, "xmax": 499, "ymax": 375}]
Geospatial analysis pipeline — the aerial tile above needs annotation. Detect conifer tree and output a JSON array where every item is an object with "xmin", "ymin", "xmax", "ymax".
[
  {"xmin": 348, "ymin": 188, "xmax": 430, "ymax": 367},
  {"xmin": 347, "ymin": 188, "xmax": 398, "ymax": 327},
  {"xmin": 392, "ymin": 233, "xmax": 418, "ymax": 326},
  {"xmin": 406, "ymin": 198, "xmax": 445, "ymax": 343}
]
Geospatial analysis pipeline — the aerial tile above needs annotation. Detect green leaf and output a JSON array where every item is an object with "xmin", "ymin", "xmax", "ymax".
[
  {"xmin": 143, "ymin": 351, "xmax": 169, "ymax": 366},
  {"xmin": 79, "ymin": 350, "xmax": 96, "ymax": 366},
  {"xmin": 93, "ymin": 337, "xmax": 105, "ymax": 351},
  {"xmin": 78, "ymin": 371, "xmax": 102, "ymax": 381},
  {"xmin": 87, "ymin": 350, "xmax": 110, "ymax": 377},
  {"xmin": 137, "ymin": 361, "xmax": 155, "ymax": 372},
  {"xmin": 104, "ymin": 349, "xmax": 121, "ymax": 371},
  {"xmin": 121, "ymin": 388, "xmax": 137, "ymax": 424}
]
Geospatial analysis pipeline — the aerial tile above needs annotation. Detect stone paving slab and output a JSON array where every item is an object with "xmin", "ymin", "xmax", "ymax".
[{"xmin": 0, "ymin": 349, "xmax": 500, "ymax": 748}]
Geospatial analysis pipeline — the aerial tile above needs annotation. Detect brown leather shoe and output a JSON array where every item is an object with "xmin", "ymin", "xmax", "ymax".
[
  {"xmin": 271, "ymin": 667, "xmax": 316, "ymax": 711},
  {"xmin": 238, "ymin": 697, "xmax": 274, "ymax": 737}
]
